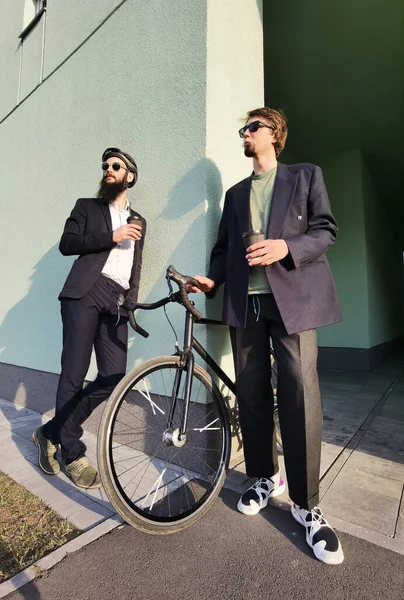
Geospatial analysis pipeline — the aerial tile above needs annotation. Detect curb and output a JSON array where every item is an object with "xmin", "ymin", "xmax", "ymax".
[
  {"xmin": 0, "ymin": 515, "xmax": 123, "ymax": 598},
  {"xmin": 324, "ymin": 514, "xmax": 404, "ymax": 557}
]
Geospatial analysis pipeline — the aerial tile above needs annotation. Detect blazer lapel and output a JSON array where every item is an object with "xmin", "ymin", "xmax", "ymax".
[
  {"xmin": 99, "ymin": 201, "xmax": 113, "ymax": 230},
  {"xmin": 267, "ymin": 163, "xmax": 299, "ymax": 239},
  {"xmin": 234, "ymin": 177, "xmax": 252, "ymax": 233}
]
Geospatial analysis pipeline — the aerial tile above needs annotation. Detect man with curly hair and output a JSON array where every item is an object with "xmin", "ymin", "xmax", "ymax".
[{"xmin": 189, "ymin": 107, "xmax": 344, "ymax": 564}]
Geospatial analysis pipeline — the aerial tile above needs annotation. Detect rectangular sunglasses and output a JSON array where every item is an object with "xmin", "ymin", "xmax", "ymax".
[{"xmin": 238, "ymin": 120, "xmax": 273, "ymax": 138}]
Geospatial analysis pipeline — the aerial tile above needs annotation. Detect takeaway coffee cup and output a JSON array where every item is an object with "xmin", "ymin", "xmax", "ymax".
[
  {"xmin": 127, "ymin": 215, "xmax": 142, "ymax": 231},
  {"xmin": 242, "ymin": 229, "xmax": 265, "ymax": 250}
]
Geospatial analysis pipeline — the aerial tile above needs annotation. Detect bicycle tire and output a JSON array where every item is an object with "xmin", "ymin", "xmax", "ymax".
[{"xmin": 98, "ymin": 355, "xmax": 230, "ymax": 534}]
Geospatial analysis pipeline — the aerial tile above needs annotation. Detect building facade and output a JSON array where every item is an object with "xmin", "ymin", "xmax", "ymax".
[{"xmin": 0, "ymin": 0, "xmax": 403, "ymax": 410}]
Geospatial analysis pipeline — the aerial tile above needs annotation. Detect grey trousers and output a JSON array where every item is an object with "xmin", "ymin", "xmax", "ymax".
[{"xmin": 230, "ymin": 294, "xmax": 322, "ymax": 510}]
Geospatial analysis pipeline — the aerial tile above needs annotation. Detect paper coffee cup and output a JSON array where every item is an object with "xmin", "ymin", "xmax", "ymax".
[
  {"xmin": 127, "ymin": 215, "xmax": 142, "ymax": 230},
  {"xmin": 242, "ymin": 229, "xmax": 265, "ymax": 250}
]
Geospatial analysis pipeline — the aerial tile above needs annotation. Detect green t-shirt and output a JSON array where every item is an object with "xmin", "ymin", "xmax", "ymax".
[{"xmin": 248, "ymin": 165, "xmax": 277, "ymax": 294}]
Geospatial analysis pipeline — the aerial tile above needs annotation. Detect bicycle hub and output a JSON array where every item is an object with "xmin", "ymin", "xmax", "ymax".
[{"xmin": 162, "ymin": 428, "xmax": 186, "ymax": 448}]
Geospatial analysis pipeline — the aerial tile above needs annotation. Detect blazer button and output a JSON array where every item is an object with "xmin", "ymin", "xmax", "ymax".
[{"xmin": 297, "ymin": 215, "xmax": 302, "ymax": 221}]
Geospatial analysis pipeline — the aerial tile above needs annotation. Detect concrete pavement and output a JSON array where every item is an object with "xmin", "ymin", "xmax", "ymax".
[
  {"xmin": 1, "ymin": 353, "xmax": 404, "ymax": 592},
  {"xmin": 0, "ymin": 400, "xmax": 115, "ymax": 532},
  {"xmin": 6, "ymin": 487, "xmax": 404, "ymax": 600}
]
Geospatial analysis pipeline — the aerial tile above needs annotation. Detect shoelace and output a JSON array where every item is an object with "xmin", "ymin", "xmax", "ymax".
[
  {"xmin": 253, "ymin": 477, "xmax": 274, "ymax": 490},
  {"xmin": 307, "ymin": 507, "xmax": 328, "ymax": 535},
  {"xmin": 72, "ymin": 457, "xmax": 91, "ymax": 474},
  {"xmin": 45, "ymin": 439, "xmax": 58, "ymax": 456}
]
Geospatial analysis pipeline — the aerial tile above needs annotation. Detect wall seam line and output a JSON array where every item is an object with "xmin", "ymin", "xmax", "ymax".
[{"xmin": 1, "ymin": 0, "xmax": 128, "ymax": 126}]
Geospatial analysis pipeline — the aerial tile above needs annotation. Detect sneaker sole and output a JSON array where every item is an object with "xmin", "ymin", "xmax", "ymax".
[
  {"xmin": 291, "ymin": 505, "xmax": 344, "ymax": 565},
  {"xmin": 32, "ymin": 431, "xmax": 60, "ymax": 475},
  {"xmin": 237, "ymin": 481, "xmax": 286, "ymax": 516},
  {"xmin": 65, "ymin": 471, "xmax": 102, "ymax": 489}
]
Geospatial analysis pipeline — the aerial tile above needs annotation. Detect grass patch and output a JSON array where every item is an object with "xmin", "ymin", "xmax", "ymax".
[{"xmin": 0, "ymin": 471, "xmax": 79, "ymax": 583}]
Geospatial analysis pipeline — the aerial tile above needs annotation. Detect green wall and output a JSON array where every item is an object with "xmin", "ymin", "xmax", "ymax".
[
  {"xmin": 0, "ymin": 0, "xmax": 264, "ymax": 378},
  {"xmin": 361, "ymin": 158, "xmax": 403, "ymax": 346},
  {"xmin": 264, "ymin": 0, "xmax": 404, "ymax": 352},
  {"xmin": 317, "ymin": 149, "xmax": 369, "ymax": 348},
  {"xmin": 316, "ymin": 149, "xmax": 403, "ymax": 349}
]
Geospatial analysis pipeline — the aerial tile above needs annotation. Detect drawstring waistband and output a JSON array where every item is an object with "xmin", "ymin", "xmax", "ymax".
[{"xmin": 252, "ymin": 295, "xmax": 261, "ymax": 322}]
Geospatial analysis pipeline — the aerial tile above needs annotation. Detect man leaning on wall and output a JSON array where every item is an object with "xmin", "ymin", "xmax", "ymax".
[{"xmin": 33, "ymin": 147, "xmax": 146, "ymax": 489}]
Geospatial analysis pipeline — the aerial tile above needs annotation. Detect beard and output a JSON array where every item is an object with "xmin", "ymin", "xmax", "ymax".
[
  {"xmin": 96, "ymin": 177, "xmax": 127, "ymax": 204},
  {"xmin": 243, "ymin": 143, "xmax": 256, "ymax": 158}
]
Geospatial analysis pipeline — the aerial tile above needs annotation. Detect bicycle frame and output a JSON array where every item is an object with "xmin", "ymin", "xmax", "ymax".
[
  {"xmin": 173, "ymin": 311, "xmax": 236, "ymax": 437},
  {"xmin": 193, "ymin": 318, "xmax": 236, "ymax": 396},
  {"xmin": 125, "ymin": 266, "xmax": 280, "ymax": 459}
]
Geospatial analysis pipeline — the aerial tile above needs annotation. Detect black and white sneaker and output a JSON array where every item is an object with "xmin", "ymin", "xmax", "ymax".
[
  {"xmin": 237, "ymin": 474, "xmax": 286, "ymax": 516},
  {"xmin": 291, "ymin": 504, "xmax": 344, "ymax": 565}
]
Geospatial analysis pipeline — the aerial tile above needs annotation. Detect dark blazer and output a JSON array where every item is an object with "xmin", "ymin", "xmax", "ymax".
[
  {"xmin": 207, "ymin": 162, "xmax": 342, "ymax": 335},
  {"xmin": 58, "ymin": 198, "xmax": 146, "ymax": 305}
]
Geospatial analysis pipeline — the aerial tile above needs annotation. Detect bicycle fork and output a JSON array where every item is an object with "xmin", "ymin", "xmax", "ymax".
[{"xmin": 163, "ymin": 310, "xmax": 195, "ymax": 447}]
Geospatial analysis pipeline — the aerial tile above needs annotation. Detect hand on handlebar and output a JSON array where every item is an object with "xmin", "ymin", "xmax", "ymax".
[
  {"xmin": 186, "ymin": 275, "xmax": 215, "ymax": 294},
  {"xmin": 123, "ymin": 266, "xmax": 205, "ymax": 336}
]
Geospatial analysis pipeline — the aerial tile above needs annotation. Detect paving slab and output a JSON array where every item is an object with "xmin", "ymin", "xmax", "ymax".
[
  {"xmin": 0, "ymin": 401, "xmax": 115, "ymax": 533},
  {"xmin": 343, "ymin": 448, "xmax": 404, "ymax": 482},
  {"xmin": 66, "ymin": 501, "xmax": 114, "ymax": 531},
  {"xmin": 0, "ymin": 355, "xmax": 403, "ymax": 559},
  {"xmin": 396, "ymin": 516, "xmax": 404, "ymax": 541},
  {"xmin": 320, "ymin": 462, "xmax": 402, "ymax": 536}
]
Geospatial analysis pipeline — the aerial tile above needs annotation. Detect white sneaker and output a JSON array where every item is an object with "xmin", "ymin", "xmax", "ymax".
[
  {"xmin": 237, "ymin": 473, "xmax": 286, "ymax": 516},
  {"xmin": 291, "ymin": 504, "xmax": 344, "ymax": 565}
]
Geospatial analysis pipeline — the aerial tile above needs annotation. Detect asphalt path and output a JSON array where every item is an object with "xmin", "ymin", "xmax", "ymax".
[{"xmin": 9, "ymin": 488, "xmax": 404, "ymax": 600}]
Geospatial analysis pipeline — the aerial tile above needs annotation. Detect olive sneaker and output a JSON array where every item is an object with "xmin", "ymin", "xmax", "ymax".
[
  {"xmin": 32, "ymin": 426, "xmax": 60, "ymax": 475},
  {"xmin": 65, "ymin": 457, "xmax": 102, "ymax": 489},
  {"xmin": 291, "ymin": 504, "xmax": 344, "ymax": 565},
  {"xmin": 237, "ymin": 473, "xmax": 286, "ymax": 515}
]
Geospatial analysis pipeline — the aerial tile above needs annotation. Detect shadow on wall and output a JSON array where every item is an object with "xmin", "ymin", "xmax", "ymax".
[
  {"xmin": 152, "ymin": 157, "xmax": 238, "ymax": 452},
  {"xmin": 0, "ymin": 159, "xmax": 232, "ymax": 435},
  {"xmin": 127, "ymin": 157, "xmax": 229, "ymax": 365},
  {"xmin": 144, "ymin": 157, "xmax": 224, "ymax": 296},
  {"xmin": 0, "ymin": 244, "xmax": 72, "ymax": 414}
]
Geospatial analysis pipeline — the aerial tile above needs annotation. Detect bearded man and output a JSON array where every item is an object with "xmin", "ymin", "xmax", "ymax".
[{"xmin": 33, "ymin": 147, "xmax": 146, "ymax": 489}]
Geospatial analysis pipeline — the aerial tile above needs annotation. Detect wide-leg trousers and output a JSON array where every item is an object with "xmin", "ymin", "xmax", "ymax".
[
  {"xmin": 43, "ymin": 275, "xmax": 128, "ymax": 465},
  {"xmin": 230, "ymin": 294, "xmax": 322, "ymax": 510}
]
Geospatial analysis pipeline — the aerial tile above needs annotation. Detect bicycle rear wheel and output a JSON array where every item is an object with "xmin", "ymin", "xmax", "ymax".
[
  {"xmin": 270, "ymin": 347, "xmax": 282, "ymax": 449},
  {"xmin": 98, "ymin": 355, "xmax": 230, "ymax": 534}
]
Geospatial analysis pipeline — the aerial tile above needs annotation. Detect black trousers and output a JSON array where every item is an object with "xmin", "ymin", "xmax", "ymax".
[
  {"xmin": 43, "ymin": 275, "xmax": 128, "ymax": 465},
  {"xmin": 230, "ymin": 294, "xmax": 322, "ymax": 510}
]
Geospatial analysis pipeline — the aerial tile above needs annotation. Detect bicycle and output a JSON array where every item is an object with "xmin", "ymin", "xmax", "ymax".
[{"xmin": 98, "ymin": 266, "xmax": 281, "ymax": 534}]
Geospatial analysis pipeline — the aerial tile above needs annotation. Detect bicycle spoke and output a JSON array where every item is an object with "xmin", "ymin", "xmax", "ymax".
[
  {"xmin": 193, "ymin": 418, "xmax": 220, "ymax": 432},
  {"xmin": 101, "ymin": 359, "xmax": 229, "ymax": 527},
  {"xmin": 138, "ymin": 385, "xmax": 165, "ymax": 415}
]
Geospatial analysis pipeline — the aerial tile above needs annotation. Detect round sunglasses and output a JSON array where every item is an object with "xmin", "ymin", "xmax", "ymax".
[
  {"xmin": 101, "ymin": 161, "xmax": 128, "ymax": 172},
  {"xmin": 238, "ymin": 120, "xmax": 274, "ymax": 138}
]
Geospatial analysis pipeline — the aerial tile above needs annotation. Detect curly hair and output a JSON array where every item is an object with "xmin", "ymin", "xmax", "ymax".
[{"xmin": 245, "ymin": 107, "xmax": 288, "ymax": 157}]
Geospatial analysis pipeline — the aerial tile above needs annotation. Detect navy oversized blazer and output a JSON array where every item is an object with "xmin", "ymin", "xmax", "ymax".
[
  {"xmin": 58, "ymin": 198, "xmax": 146, "ymax": 306},
  {"xmin": 207, "ymin": 163, "xmax": 342, "ymax": 335}
]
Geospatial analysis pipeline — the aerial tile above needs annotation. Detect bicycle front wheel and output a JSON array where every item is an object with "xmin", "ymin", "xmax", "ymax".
[{"xmin": 98, "ymin": 356, "xmax": 230, "ymax": 534}]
